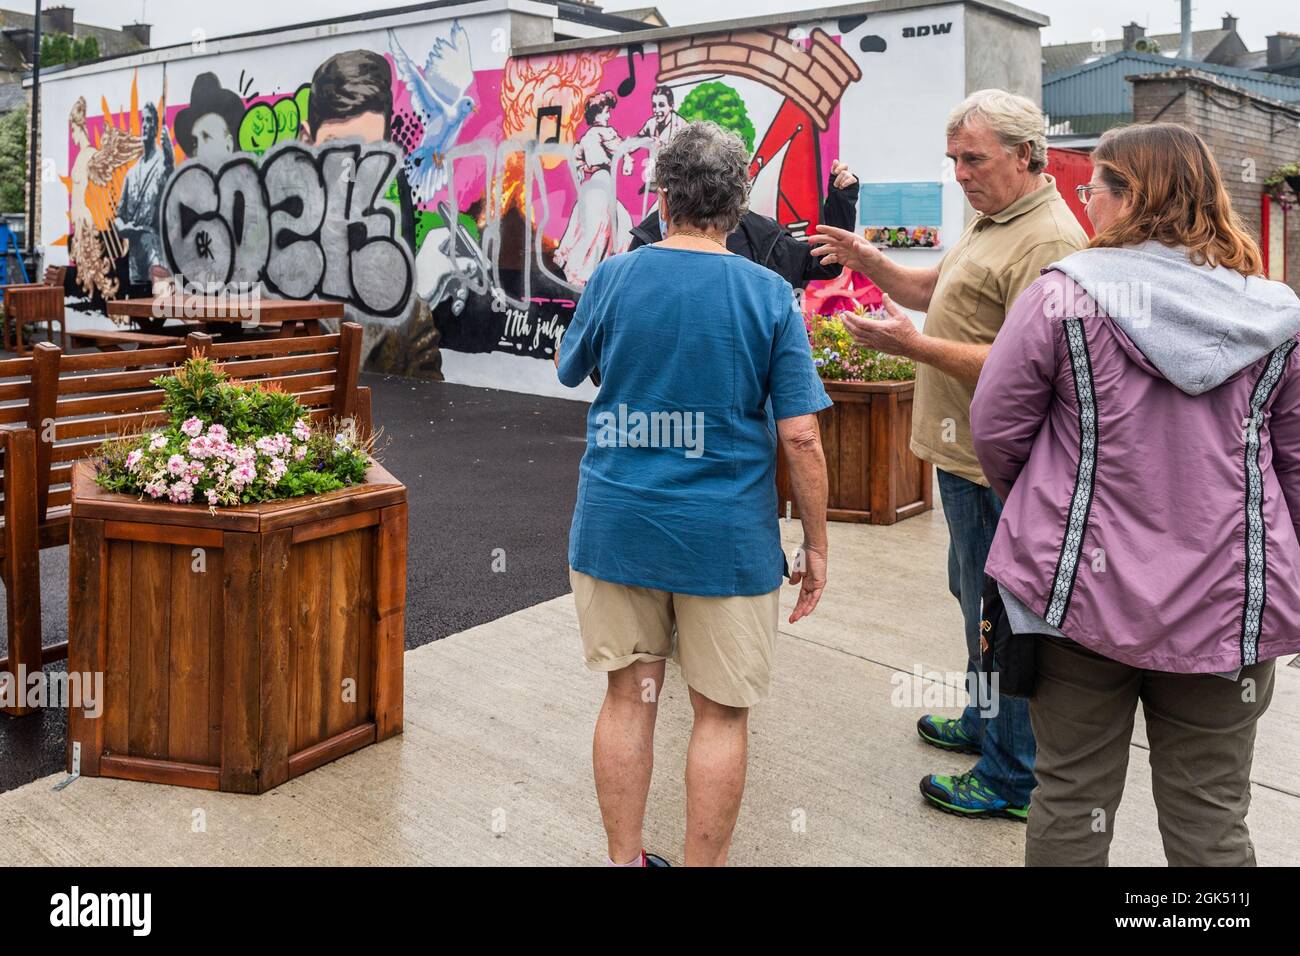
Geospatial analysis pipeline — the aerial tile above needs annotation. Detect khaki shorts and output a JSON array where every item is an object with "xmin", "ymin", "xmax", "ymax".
[{"xmin": 570, "ymin": 568, "xmax": 780, "ymax": 708}]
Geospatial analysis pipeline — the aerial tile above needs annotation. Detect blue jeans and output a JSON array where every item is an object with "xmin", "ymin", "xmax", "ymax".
[{"xmin": 936, "ymin": 468, "xmax": 1036, "ymax": 806}]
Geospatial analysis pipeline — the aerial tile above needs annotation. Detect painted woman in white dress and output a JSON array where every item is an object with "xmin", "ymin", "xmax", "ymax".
[{"xmin": 554, "ymin": 91, "xmax": 633, "ymax": 287}]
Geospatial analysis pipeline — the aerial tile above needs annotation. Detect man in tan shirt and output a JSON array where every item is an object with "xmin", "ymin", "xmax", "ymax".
[{"xmin": 810, "ymin": 89, "xmax": 1087, "ymax": 820}]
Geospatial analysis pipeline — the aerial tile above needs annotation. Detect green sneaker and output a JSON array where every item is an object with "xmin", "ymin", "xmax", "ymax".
[
  {"xmin": 916, "ymin": 715, "xmax": 981, "ymax": 755},
  {"xmin": 919, "ymin": 771, "xmax": 1029, "ymax": 821}
]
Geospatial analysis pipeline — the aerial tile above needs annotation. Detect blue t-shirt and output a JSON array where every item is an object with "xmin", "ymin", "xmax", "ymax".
[{"xmin": 557, "ymin": 244, "xmax": 831, "ymax": 596}]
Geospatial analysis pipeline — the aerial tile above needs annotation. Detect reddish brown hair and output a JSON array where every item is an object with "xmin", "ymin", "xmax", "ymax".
[{"xmin": 1090, "ymin": 123, "xmax": 1263, "ymax": 276}]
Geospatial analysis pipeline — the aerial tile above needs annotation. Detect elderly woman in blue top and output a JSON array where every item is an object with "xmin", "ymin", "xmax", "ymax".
[{"xmin": 556, "ymin": 120, "xmax": 832, "ymax": 867}]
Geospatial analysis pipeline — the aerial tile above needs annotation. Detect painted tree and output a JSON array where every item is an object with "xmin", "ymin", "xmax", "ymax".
[{"xmin": 678, "ymin": 82, "xmax": 756, "ymax": 154}]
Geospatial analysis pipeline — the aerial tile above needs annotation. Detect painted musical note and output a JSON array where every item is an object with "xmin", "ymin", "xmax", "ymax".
[
  {"xmin": 535, "ymin": 105, "xmax": 563, "ymax": 143},
  {"xmin": 617, "ymin": 44, "xmax": 645, "ymax": 97}
]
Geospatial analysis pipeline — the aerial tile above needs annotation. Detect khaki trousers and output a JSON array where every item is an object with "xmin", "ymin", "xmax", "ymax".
[{"xmin": 1026, "ymin": 634, "xmax": 1275, "ymax": 867}]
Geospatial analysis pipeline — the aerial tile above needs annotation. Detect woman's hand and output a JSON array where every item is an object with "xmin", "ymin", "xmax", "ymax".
[{"xmin": 788, "ymin": 542, "xmax": 827, "ymax": 623}]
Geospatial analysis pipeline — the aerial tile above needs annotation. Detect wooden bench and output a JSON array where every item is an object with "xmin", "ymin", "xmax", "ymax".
[
  {"xmin": 69, "ymin": 328, "xmax": 187, "ymax": 351},
  {"xmin": 2, "ymin": 284, "xmax": 67, "ymax": 355},
  {"xmin": 0, "ymin": 322, "xmax": 373, "ymax": 715}
]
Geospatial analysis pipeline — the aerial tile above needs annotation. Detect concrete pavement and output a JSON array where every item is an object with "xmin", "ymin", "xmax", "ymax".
[{"xmin": 2, "ymin": 503, "xmax": 1297, "ymax": 866}]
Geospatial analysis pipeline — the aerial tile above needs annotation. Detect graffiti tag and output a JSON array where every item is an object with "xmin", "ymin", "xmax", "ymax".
[{"xmin": 160, "ymin": 140, "xmax": 414, "ymax": 318}]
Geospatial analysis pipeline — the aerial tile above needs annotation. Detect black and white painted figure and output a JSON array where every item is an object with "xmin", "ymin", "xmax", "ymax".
[
  {"xmin": 113, "ymin": 102, "xmax": 174, "ymax": 286},
  {"xmin": 174, "ymin": 73, "xmax": 244, "ymax": 167}
]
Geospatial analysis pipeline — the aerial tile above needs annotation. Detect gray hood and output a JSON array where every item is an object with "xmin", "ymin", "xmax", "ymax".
[{"xmin": 1050, "ymin": 241, "xmax": 1300, "ymax": 395}]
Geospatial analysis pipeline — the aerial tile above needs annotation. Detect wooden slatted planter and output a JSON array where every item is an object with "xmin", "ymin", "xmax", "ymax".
[
  {"xmin": 775, "ymin": 379, "xmax": 932, "ymax": 525},
  {"xmin": 66, "ymin": 461, "xmax": 407, "ymax": 793}
]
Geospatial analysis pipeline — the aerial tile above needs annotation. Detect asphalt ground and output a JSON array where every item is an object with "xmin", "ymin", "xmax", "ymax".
[{"xmin": 0, "ymin": 371, "xmax": 591, "ymax": 794}]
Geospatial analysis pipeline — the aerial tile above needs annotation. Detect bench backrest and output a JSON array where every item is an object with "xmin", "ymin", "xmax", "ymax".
[
  {"xmin": 4, "ymin": 285, "xmax": 64, "ymax": 323},
  {"xmin": 8, "ymin": 322, "xmax": 369, "ymax": 530},
  {"xmin": 0, "ymin": 352, "xmax": 35, "ymax": 554}
]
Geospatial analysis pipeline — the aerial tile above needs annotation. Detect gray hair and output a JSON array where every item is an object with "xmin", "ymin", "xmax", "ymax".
[
  {"xmin": 946, "ymin": 89, "xmax": 1047, "ymax": 174},
  {"xmin": 654, "ymin": 121, "xmax": 749, "ymax": 233}
]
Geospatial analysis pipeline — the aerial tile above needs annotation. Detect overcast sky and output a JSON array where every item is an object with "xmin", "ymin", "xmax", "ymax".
[{"xmin": 11, "ymin": 0, "xmax": 1300, "ymax": 53}]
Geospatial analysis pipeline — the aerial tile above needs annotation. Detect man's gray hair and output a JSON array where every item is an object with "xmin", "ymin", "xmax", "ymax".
[
  {"xmin": 654, "ymin": 121, "xmax": 750, "ymax": 233},
  {"xmin": 946, "ymin": 89, "xmax": 1047, "ymax": 173}
]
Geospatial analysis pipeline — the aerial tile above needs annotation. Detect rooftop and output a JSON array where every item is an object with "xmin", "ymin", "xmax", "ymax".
[
  {"xmin": 515, "ymin": 0, "xmax": 1049, "ymax": 56},
  {"xmin": 23, "ymin": 0, "xmax": 656, "ymax": 82},
  {"xmin": 0, "ymin": 6, "xmax": 148, "ymax": 76}
]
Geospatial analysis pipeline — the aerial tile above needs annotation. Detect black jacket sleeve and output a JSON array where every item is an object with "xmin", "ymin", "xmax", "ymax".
[
  {"xmin": 822, "ymin": 176, "xmax": 859, "ymax": 232},
  {"xmin": 796, "ymin": 174, "xmax": 861, "ymax": 285}
]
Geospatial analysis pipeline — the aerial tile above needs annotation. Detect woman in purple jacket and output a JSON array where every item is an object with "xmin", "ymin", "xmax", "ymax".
[{"xmin": 970, "ymin": 123, "xmax": 1300, "ymax": 866}]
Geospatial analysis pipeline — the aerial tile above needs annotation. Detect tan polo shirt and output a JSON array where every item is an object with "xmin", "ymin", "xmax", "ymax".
[{"xmin": 910, "ymin": 175, "xmax": 1088, "ymax": 485}]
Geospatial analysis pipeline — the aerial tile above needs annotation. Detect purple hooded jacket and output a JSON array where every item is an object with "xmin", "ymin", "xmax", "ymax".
[{"xmin": 971, "ymin": 241, "xmax": 1300, "ymax": 673}]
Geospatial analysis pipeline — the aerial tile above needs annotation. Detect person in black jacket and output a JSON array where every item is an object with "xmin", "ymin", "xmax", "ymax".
[{"xmin": 628, "ymin": 159, "xmax": 860, "ymax": 288}]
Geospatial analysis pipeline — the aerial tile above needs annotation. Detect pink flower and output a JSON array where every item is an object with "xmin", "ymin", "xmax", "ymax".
[
  {"xmin": 256, "ymin": 433, "xmax": 292, "ymax": 457},
  {"xmin": 181, "ymin": 417, "xmax": 203, "ymax": 438},
  {"xmin": 206, "ymin": 423, "xmax": 228, "ymax": 442},
  {"xmin": 229, "ymin": 461, "xmax": 256, "ymax": 489},
  {"xmin": 188, "ymin": 436, "xmax": 212, "ymax": 459},
  {"xmin": 265, "ymin": 457, "xmax": 288, "ymax": 486},
  {"xmin": 293, "ymin": 444, "xmax": 308, "ymax": 461},
  {"xmin": 292, "ymin": 418, "xmax": 312, "ymax": 442},
  {"xmin": 125, "ymin": 449, "xmax": 144, "ymax": 472},
  {"xmin": 148, "ymin": 432, "xmax": 167, "ymax": 451},
  {"xmin": 166, "ymin": 454, "xmax": 187, "ymax": 477},
  {"xmin": 143, "ymin": 479, "xmax": 168, "ymax": 498},
  {"xmin": 169, "ymin": 481, "xmax": 194, "ymax": 504}
]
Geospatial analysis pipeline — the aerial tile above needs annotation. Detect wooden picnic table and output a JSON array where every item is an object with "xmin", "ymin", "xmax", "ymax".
[{"xmin": 107, "ymin": 297, "xmax": 344, "ymax": 338}]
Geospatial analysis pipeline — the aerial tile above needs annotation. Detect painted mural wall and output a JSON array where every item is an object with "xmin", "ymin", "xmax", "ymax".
[{"xmin": 38, "ymin": 4, "xmax": 969, "ymax": 400}]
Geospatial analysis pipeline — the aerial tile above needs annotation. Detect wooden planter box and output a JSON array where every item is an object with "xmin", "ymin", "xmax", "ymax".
[
  {"xmin": 776, "ymin": 379, "xmax": 932, "ymax": 525},
  {"xmin": 66, "ymin": 461, "xmax": 407, "ymax": 794}
]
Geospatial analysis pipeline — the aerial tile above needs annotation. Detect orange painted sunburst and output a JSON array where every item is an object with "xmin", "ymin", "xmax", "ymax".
[{"xmin": 60, "ymin": 70, "xmax": 183, "ymax": 246}]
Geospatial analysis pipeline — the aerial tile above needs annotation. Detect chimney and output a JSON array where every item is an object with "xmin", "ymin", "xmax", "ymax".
[
  {"xmin": 1268, "ymin": 33, "xmax": 1300, "ymax": 66},
  {"xmin": 1222, "ymin": 14, "xmax": 1238, "ymax": 33},
  {"xmin": 1179, "ymin": 0, "xmax": 1193, "ymax": 59},
  {"xmin": 121, "ymin": 22, "xmax": 152, "ymax": 47},
  {"xmin": 1122, "ymin": 21, "xmax": 1146, "ymax": 51},
  {"xmin": 42, "ymin": 5, "xmax": 75, "ymax": 36}
]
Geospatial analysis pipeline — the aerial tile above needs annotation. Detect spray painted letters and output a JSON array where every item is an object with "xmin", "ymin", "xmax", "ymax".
[{"xmin": 161, "ymin": 141, "xmax": 414, "ymax": 318}]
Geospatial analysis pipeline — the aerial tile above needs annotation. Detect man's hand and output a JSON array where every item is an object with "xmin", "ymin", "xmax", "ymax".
[
  {"xmin": 841, "ymin": 294, "xmax": 921, "ymax": 359},
  {"xmin": 807, "ymin": 224, "xmax": 879, "ymax": 277},
  {"xmin": 788, "ymin": 542, "xmax": 827, "ymax": 624},
  {"xmin": 830, "ymin": 159, "xmax": 858, "ymax": 190}
]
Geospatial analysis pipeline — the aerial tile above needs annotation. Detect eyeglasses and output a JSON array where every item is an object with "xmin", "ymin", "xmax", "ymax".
[{"xmin": 1075, "ymin": 184, "xmax": 1115, "ymax": 202}]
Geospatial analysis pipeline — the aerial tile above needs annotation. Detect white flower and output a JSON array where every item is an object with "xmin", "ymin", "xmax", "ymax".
[
  {"xmin": 181, "ymin": 417, "xmax": 203, "ymax": 438},
  {"xmin": 265, "ymin": 456, "xmax": 288, "ymax": 485}
]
